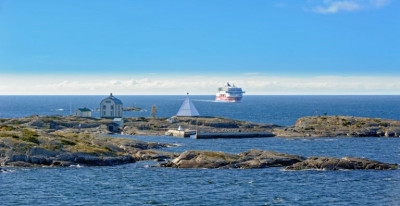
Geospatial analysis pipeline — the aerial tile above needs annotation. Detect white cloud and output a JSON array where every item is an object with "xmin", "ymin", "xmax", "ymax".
[
  {"xmin": 0, "ymin": 74, "xmax": 399, "ymax": 95},
  {"xmin": 313, "ymin": 1, "xmax": 362, "ymax": 14},
  {"xmin": 370, "ymin": 0, "xmax": 391, "ymax": 7},
  {"xmin": 311, "ymin": 0, "xmax": 391, "ymax": 14}
]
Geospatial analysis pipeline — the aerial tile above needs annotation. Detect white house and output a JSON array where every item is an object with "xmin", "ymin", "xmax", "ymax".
[
  {"xmin": 100, "ymin": 93, "xmax": 123, "ymax": 118},
  {"xmin": 75, "ymin": 107, "xmax": 92, "ymax": 118}
]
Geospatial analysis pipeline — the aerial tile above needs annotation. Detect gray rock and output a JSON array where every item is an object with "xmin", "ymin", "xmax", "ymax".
[
  {"xmin": 285, "ymin": 156, "xmax": 398, "ymax": 170},
  {"xmin": 28, "ymin": 147, "xmax": 58, "ymax": 157},
  {"xmin": 385, "ymin": 131, "xmax": 395, "ymax": 137},
  {"xmin": 235, "ymin": 149, "xmax": 305, "ymax": 168},
  {"xmin": 159, "ymin": 149, "xmax": 305, "ymax": 169},
  {"xmin": 134, "ymin": 150, "xmax": 179, "ymax": 161}
]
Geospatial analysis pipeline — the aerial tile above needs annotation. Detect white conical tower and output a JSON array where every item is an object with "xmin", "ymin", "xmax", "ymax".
[{"xmin": 176, "ymin": 94, "xmax": 200, "ymax": 117}]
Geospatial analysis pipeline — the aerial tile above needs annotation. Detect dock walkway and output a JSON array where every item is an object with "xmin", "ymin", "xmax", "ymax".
[{"xmin": 195, "ymin": 132, "xmax": 274, "ymax": 139}]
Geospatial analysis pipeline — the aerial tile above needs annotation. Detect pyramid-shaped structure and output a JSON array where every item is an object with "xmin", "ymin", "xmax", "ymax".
[{"xmin": 176, "ymin": 95, "xmax": 200, "ymax": 117}]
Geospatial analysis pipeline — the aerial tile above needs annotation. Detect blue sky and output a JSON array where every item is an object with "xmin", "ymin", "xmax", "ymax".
[{"xmin": 0, "ymin": 0, "xmax": 399, "ymax": 94}]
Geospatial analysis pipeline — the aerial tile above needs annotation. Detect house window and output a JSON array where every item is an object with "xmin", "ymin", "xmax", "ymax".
[
  {"xmin": 111, "ymin": 105, "xmax": 114, "ymax": 110},
  {"xmin": 103, "ymin": 111, "xmax": 106, "ymax": 116},
  {"xmin": 103, "ymin": 105, "xmax": 106, "ymax": 110}
]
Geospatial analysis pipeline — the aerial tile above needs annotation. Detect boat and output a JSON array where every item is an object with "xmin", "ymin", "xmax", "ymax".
[{"xmin": 215, "ymin": 82, "xmax": 245, "ymax": 102}]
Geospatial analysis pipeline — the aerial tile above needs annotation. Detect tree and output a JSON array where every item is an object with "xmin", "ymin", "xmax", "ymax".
[{"xmin": 151, "ymin": 105, "xmax": 158, "ymax": 118}]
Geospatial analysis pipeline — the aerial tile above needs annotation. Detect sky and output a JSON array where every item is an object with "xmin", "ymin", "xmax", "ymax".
[{"xmin": 0, "ymin": 0, "xmax": 399, "ymax": 95}]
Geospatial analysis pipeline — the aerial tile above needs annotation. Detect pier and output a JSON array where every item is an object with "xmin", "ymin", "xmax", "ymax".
[
  {"xmin": 165, "ymin": 129, "xmax": 197, "ymax": 138},
  {"xmin": 195, "ymin": 132, "xmax": 274, "ymax": 139},
  {"xmin": 166, "ymin": 130, "xmax": 274, "ymax": 139}
]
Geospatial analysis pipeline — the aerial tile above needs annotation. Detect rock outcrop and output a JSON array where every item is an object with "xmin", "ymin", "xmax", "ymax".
[
  {"xmin": 285, "ymin": 157, "xmax": 398, "ymax": 170},
  {"xmin": 0, "ymin": 125, "xmax": 175, "ymax": 167},
  {"xmin": 159, "ymin": 149, "xmax": 305, "ymax": 169},
  {"xmin": 159, "ymin": 149, "xmax": 398, "ymax": 170},
  {"xmin": 274, "ymin": 116, "xmax": 400, "ymax": 137}
]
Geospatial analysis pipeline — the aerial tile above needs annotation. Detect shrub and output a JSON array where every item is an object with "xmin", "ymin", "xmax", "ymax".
[
  {"xmin": 61, "ymin": 139, "xmax": 76, "ymax": 146},
  {"xmin": 0, "ymin": 125, "xmax": 14, "ymax": 131},
  {"xmin": 379, "ymin": 123, "xmax": 389, "ymax": 127},
  {"xmin": 342, "ymin": 120, "xmax": 351, "ymax": 127},
  {"xmin": 355, "ymin": 122, "xmax": 365, "ymax": 127},
  {"xmin": 21, "ymin": 129, "xmax": 40, "ymax": 144},
  {"xmin": 0, "ymin": 132, "xmax": 20, "ymax": 138}
]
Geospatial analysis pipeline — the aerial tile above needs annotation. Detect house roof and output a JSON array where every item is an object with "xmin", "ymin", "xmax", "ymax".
[
  {"xmin": 176, "ymin": 95, "xmax": 200, "ymax": 117},
  {"xmin": 102, "ymin": 93, "xmax": 123, "ymax": 105},
  {"xmin": 77, "ymin": 107, "xmax": 91, "ymax": 112}
]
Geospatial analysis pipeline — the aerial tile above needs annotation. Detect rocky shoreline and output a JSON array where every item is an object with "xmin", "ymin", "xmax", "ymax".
[
  {"xmin": 2, "ymin": 115, "xmax": 400, "ymax": 138},
  {"xmin": 0, "ymin": 115, "xmax": 399, "ymax": 170}
]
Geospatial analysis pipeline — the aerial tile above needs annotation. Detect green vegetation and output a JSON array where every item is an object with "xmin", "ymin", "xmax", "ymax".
[
  {"xmin": 1, "ymin": 125, "xmax": 15, "ymax": 131},
  {"xmin": 202, "ymin": 151, "xmax": 239, "ymax": 162},
  {"xmin": 379, "ymin": 123, "xmax": 389, "ymax": 127},
  {"xmin": 20, "ymin": 129, "xmax": 40, "ymax": 144},
  {"xmin": 355, "ymin": 122, "xmax": 366, "ymax": 128},
  {"xmin": 60, "ymin": 139, "xmax": 76, "ymax": 146},
  {"xmin": 0, "ymin": 132, "xmax": 19, "ymax": 138},
  {"xmin": 342, "ymin": 120, "xmax": 351, "ymax": 127}
]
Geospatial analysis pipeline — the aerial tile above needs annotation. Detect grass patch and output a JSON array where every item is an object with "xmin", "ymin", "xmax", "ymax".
[
  {"xmin": 202, "ymin": 151, "xmax": 238, "ymax": 162},
  {"xmin": 20, "ymin": 129, "xmax": 40, "ymax": 144},
  {"xmin": 304, "ymin": 127, "xmax": 315, "ymax": 131},
  {"xmin": 40, "ymin": 144, "xmax": 62, "ymax": 151},
  {"xmin": 60, "ymin": 139, "xmax": 76, "ymax": 146},
  {"xmin": 379, "ymin": 123, "xmax": 389, "ymax": 127},
  {"xmin": 342, "ymin": 121, "xmax": 351, "ymax": 127},
  {"xmin": 0, "ymin": 132, "xmax": 20, "ymax": 139},
  {"xmin": 1, "ymin": 125, "xmax": 15, "ymax": 131}
]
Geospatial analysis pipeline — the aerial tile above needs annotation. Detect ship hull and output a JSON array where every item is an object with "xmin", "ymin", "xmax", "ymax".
[{"xmin": 215, "ymin": 96, "xmax": 242, "ymax": 102}]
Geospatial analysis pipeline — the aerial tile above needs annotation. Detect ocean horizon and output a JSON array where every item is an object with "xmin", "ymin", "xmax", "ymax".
[{"xmin": 1, "ymin": 95, "xmax": 400, "ymax": 126}]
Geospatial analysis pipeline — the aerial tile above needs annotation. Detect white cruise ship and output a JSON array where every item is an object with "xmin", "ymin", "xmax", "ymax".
[{"xmin": 215, "ymin": 83, "xmax": 245, "ymax": 102}]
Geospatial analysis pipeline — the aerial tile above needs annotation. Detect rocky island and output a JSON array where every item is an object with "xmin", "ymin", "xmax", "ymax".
[
  {"xmin": 275, "ymin": 116, "xmax": 400, "ymax": 137},
  {"xmin": 0, "ymin": 115, "xmax": 399, "ymax": 170},
  {"xmin": 159, "ymin": 149, "xmax": 398, "ymax": 170}
]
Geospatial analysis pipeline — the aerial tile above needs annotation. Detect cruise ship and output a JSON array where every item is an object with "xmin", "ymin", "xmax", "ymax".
[{"xmin": 215, "ymin": 83, "xmax": 245, "ymax": 102}]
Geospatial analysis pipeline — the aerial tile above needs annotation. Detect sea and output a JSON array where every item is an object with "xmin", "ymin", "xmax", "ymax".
[{"xmin": 0, "ymin": 95, "xmax": 400, "ymax": 205}]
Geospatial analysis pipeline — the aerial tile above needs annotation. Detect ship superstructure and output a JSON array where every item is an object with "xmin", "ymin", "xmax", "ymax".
[{"xmin": 215, "ymin": 82, "xmax": 245, "ymax": 102}]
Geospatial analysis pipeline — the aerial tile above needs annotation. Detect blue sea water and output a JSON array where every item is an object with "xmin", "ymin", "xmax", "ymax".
[
  {"xmin": 1, "ymin": 95, "xmax": 400, "ymax": 205},
  {"xmin": 1, "ymin": 95, "xmax": 400, "ymax": 125}
]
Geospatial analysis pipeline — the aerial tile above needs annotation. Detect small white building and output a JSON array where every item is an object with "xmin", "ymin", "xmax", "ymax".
[
  {"xmin": 74, "ymin": 107, "xmax": 92, "ymax": 118},
  {"xmin": 113, "ymin": 118, "xmax": 124, "ymax": 127},
  {"xmin": 100, "ymin": 93, "xmax": 123, "ymax": 118}
]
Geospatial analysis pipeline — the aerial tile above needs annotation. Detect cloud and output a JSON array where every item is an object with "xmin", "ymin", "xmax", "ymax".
[
  {"xmin": 0, "ymin": 74, "xmax": 399, "ymax": 95},
  {"xmin": 313, "ymin": 1, "xmax": 362, "ymax": 14},
  {"xmin": 311, "ymin": 0, "xmax": 391, "ymax": 14}
]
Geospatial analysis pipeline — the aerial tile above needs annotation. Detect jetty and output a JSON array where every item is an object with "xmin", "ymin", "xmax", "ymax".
[
  {"xmin": 165, "ymin": 129, "xmax": 197, "ymax": 138},
  {"xmin": 165, "ymin": 129, "xmax": 274, "ymax": 139},
  {"xmin": 195, "ymin": 132, "xmax": 274, "ymax": 139}
]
